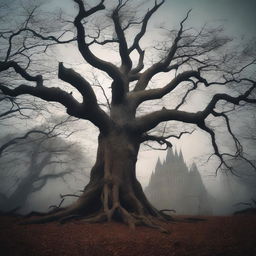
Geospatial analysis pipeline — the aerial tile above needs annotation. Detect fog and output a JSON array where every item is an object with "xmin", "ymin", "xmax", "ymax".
[
  {"xmin": 0, "ymin": 0, "xmax": 256, "ymax": 216},
  {"xmin": 0, "ymin": 118, "xmax": 255, "ymax": 215}
]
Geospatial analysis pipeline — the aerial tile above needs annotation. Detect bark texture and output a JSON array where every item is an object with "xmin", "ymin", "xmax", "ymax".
[
  {"xmin": 24, "ymin": 128, "xmax": 171, "ymax": 232},
  {"xmin": 1, "ymin": 0, "xmax": 255, "ymax": 231}
]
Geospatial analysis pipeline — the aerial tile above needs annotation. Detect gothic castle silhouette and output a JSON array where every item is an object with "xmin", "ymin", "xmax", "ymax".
[{"xmin": 145, "ymin": 148, "xmax": 212, "ymax": 215}]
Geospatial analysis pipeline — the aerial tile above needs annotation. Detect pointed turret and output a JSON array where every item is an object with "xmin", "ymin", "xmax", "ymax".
[
  {"xmin": 154, "ymin": 157, "xmax": 162, "ymax": 175},
  {"xmin": 166, "ymin": 147, "xmax": 175, "ymax": 165},
  {"xmin": 178, "ymin": 149, "xmax": 185, "ymax": 164},
  {"xmin": 144, "ymin": 149, "xmax": 212, "ymax": 216},
  {"xmin": 166, "ymin": 147, "xmax": 173, "ymax": 159},
  {"xmin": 190, "ymin": 162, "xmax": 200, "ymax": 174},
  {"xmin": 148, "ymin": 170, "xmax": 155, "ymax": 185},
  {"xmin": 174, "ymin": 147, "xmax": 179, "ymax": 159}
]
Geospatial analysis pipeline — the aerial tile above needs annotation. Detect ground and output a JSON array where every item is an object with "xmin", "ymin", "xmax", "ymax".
[{"xmin": 0, "ymin": 214, "xmax": 256, "ymax": 256}]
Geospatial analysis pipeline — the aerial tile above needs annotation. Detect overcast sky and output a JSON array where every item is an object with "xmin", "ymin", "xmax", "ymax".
[
  {"xmin": 133, "ymin": 0, "xmax": 256, "ymax": 183},
  {"xmin": 163, "ymin": 0, "xmax": 256, "ymax": 37},
  {"xmin": 1, "ymin": 0, "xmax": 255, "ymax": 194}
]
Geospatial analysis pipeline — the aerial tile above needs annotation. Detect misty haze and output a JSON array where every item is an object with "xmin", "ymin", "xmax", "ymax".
[{"xmin": 0, "ymin": 0, "xmax": 256, "ymax": 255}]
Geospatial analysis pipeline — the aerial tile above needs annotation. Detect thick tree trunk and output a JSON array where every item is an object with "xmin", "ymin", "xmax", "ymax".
[{"xmin": 24, "ymin": 129, "xmax": 171, "ymax": 231}]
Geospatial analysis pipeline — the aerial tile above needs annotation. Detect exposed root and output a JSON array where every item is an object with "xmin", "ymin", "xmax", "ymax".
[
  {"xmin": 21, "ymin": 175, "xmax": 173, "ymax": 232},
  {"xmin": 21, "ymin": 198, "xmax": 172, "ymax": 233},
  {"xmin": 119, "ymin": 206, "xmax": 136, "ymax": 229},
  {"xmin": 20, "ymin": 133, "xmax": 175, "ymax": 232},
  {"xmin": 21, "ymin": 186, "xmax": 173, "ymax": 232},
  {"xmin": 131, "ymin": 214, "xmax": 170, "ymax": 233},
  {"xmin": 24, "ymin": 207, "xmax": 64, "ymax": 219},
  {"xmin": 21, "ymin": 208, "xmax": 73, "ymax": 224},
  {"xmin": 82, "ymin": 212, "xmax": 107, "ymax": 223}
]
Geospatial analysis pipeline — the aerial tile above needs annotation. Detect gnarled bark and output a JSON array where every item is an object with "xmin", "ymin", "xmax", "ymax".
[
  {"xmin": 24, "ymin": 130, "xmax": 171, "ymax": 232},
  {"xmin": 1, "ymin": 0, "xmax": 255, "ymax": 232}
]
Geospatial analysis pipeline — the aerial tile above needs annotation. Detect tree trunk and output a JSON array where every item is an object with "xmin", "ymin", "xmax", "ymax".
[{"xmin": 24, "ymin": 128, "xmax": 171, "ymax": 231}]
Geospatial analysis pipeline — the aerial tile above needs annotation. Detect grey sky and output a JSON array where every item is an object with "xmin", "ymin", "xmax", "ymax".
[
  {"xmin": 135, "ymin": 0, "xmax": 256, "ymax": 187},
  {"xmin": 161, "ymin": 0, "xmax": 256, "ymax": 39},
  {"xmin": 1, "ymin": 0, "xmax": 255, "ymax": 202}
]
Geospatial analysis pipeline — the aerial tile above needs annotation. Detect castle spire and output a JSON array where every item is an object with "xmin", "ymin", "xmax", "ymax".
[
  {"xmin": 179, "ymin": 149, "xmax": 185, "ymax": 164},
  {"xmin": 174, "ymin": 147, "xmax": 178, "ymax": 157},
  {"xmin": 155, "ymin": 157, "xmax": 162, "ymax": 174},
  {"xmin": 190, "ymin": 162, "xmax": 199, "ymax": 173},
  {"xmin": 167, "ymin": 147, "xmax": 177, "ymax": 163}
]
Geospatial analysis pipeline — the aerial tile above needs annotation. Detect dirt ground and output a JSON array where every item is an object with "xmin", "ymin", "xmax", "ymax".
[{"xmin": 0, "ymin": 214, "xmax": 255, "ymax": 256}]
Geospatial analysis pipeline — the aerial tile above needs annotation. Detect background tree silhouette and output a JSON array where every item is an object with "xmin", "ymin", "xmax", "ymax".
[
  {"xmin": 0, "ymin": 117, "xmax": 88, "ymax": 213},
  {"xmin": 0, "ymin": 0, "xmax": 255, "ymax": 230}
]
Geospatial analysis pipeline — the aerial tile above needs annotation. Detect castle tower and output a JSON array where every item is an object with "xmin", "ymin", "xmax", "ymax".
[{"xmin": 144, "ymin": 148, "xmax": 212, "ymax": 215}]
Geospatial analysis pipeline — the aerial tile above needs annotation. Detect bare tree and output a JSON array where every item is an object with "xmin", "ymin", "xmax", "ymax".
[
  {"xmin": 0, "ymin": 0, "xmax": 75, "ymax": 128},
  {"xmin": 0, "ymin": 119, "xmax": 87, "ymax": 213},
  {"xmin": 0, "ymin": 0, "xmax": 255, "ymax": 230},
  {"xmin": 227, "ymin": 110, "xmax": 256, "ymax": 194}
]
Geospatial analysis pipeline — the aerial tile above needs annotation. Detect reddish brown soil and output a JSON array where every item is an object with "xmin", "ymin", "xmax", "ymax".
[{"xmin": 0, "ymin": 215, "xmax": 256, "ymax": 256}]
